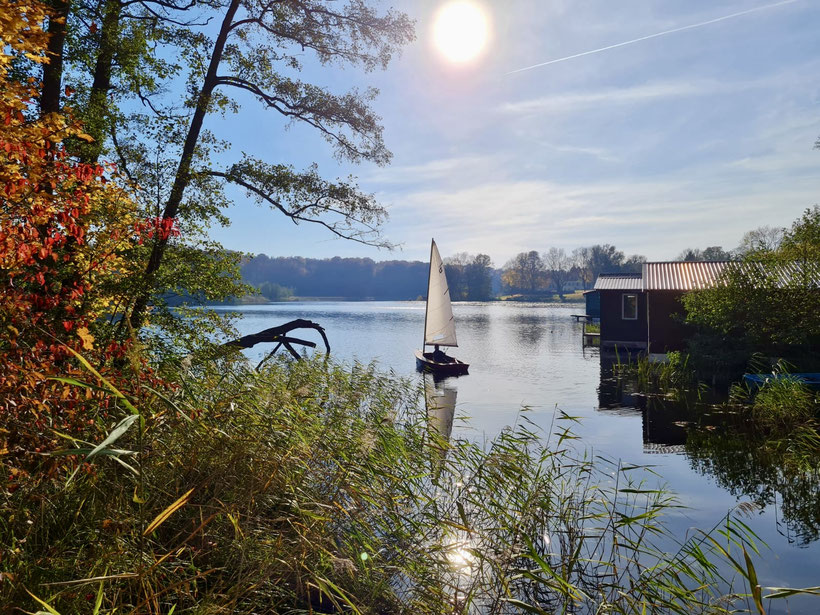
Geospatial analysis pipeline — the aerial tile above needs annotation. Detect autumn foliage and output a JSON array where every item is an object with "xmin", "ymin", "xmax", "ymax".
[{"xmin": 0, "ymin": 0, "xmax": 160, "ymax": 463}]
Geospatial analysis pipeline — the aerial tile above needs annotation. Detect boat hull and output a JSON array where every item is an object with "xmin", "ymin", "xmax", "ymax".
[
  {"xmin": 414, "ymin": 349, "xmax": 469, "ymax": 377},
  {"xmin": 743, "ymin": 373, "xmax": 820, "ymax": 389}
]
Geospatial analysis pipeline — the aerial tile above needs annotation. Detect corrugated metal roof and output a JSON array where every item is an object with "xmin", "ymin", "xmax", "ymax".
[
  {"xmin": 643, "ymin": 261, "xmax": 729, "ymax": 290},
  {"xmin": 643, "ymin": 261, "xmax": 820, "ymax": 290},
  {"xmin": 594, "ymin": 273, "xmax": 642, "ymax": 290},
  {"xmin": 595, "ymin": 261, "xmax": 819, "ymax": 292}
]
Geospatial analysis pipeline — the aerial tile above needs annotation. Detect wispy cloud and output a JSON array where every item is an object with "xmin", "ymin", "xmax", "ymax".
[
  {"xmin": 382, "ymin": 161, "xmax": 820, "ymax": 262},
  {"xmin": 365, "ymin": 154, "xmax": 504, "ymax": 185},
  {"xmin": 498, "ymin": 80, "xmax": 714, "ymax": 116},
  {"xmin": 507, "ymin": 0, "xmax": 802, "ymax": 74}
]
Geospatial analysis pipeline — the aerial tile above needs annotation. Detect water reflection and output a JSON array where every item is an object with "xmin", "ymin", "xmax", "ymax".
[
  {"xmin": 513, "ymin": 313, "xmax": 545, "ymax": 348},
  {"xmin": 597, "ymin": 355, "xmax": 820, "ymax": 546},
  {"xmin": 424, "ymin": 373, "xmax": 457, "ymax": 477},
  {"xmin": 443, "ymin": 533, "xmax": 476, "ymax": 575},
  {"xmin": 686, "ymin": 423, "xmax": 820, "ymax": 546}
]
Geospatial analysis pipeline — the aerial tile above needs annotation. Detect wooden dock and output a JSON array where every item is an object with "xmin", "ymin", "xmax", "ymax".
[{"xmin": 581, "ymin": 319, "xmax": 600, "ymax": 347}]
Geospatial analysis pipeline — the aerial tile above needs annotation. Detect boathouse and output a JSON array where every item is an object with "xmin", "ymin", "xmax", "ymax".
[
  {"xmin": 594, "ymin": 261, "xmax": 735, "ymax": 353},
  {"xmin": 583, "ymin": 289, "xmax": 600, "ymax": 320},
  {"xmin": 642, "ymin": 261, "xmax": 727, "ymax": 353},
  {"xmin": 595, "ymin": 260, "xmax": 819, "ymax": 354},
  {"xmin": 593, "ymin": 273, "xmax": 646, "ymax": 350}
]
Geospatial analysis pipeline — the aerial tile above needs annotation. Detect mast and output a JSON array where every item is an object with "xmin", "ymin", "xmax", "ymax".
[{"xmin": 422, "ymin": 238, "xmax": 434, "ymax": 350}]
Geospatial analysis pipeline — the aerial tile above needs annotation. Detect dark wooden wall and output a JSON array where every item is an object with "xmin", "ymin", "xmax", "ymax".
[
  {"xmin": 600, "ymin": 290, "xmax": 647, "ymax": 348},
  {"xmin": 647, "ymin": 291, "xmax": 691, "ymax": 352}
]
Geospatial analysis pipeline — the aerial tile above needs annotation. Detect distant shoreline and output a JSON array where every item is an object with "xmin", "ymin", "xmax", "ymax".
[{"xmin": 211, "ymin": 293, "xmax": 586, "ymax": 306}]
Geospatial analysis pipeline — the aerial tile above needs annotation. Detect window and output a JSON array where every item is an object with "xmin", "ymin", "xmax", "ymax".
[{"xmin": 622, "ymin": 294, "xmax": 638, "ymax": 320}]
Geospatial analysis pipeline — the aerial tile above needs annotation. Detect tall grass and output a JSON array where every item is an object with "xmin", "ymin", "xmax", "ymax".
[
  {"xmin": 613, "ymin": 351, "xmax": 702, "ymax": 400},
  {"xmin": 1, "ymin": 356, "xmax": 813, "ymax": 613},
  {"xmin": 729, "ymin": 362, "xmax": 819, "ymax": 430}
]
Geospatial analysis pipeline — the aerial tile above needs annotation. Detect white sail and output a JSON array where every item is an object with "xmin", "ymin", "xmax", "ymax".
[{"xmin": 424, "ymin": 239, "xmax": 458, "ymax": 347}]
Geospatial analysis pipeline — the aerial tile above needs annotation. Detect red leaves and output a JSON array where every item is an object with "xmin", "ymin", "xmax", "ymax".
[{"xmin": 134, "ymin": 216, "xmax": 182, "ymax": 244}]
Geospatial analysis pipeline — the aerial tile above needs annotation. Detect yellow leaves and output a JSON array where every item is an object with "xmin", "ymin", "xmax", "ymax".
[
  {"xmin": 75, "ymin": 133, "xmax": 95, "ymax": 143},
  {"xmin": 23, "ymin": 52, "xmax": 48, "ymax": 64},
  {"xmin": 144, "ymin": 489, "xmax": 195, "ymax": 536},
  {"xmin": 77, "ymin": 327, "xmax": 94, "ymax": 350},
  {"xmin": 0, "ymin": 2, "xmax": 51, "ymax": 71}
]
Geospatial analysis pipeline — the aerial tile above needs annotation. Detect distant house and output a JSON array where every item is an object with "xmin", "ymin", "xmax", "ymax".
[{"xmin": 593, "ymin": 260, "xmax": 818, "ymax": 355}]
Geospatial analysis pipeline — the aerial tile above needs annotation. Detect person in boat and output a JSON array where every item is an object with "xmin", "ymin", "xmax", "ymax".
[{"xmin": 432, "ymin": 345, "xmax": 450, "ymax": 363}]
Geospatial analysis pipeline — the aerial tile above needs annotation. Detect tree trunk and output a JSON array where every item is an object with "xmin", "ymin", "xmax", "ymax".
[
  {"xmin": 80, "ymin": 0, "xmax": 121, "ymax": 163},
  {"xmin": 128, "ymin": 0, "xmax": 240, "ymax": 330},
  {"xmin": 41, "ymin": 0, "xmax": 70, "ymax": 116}
]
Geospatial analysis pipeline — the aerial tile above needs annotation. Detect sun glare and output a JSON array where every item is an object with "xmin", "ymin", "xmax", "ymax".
[{"xmin": 433, "ymin": 1, "xmax": 489, "ymax": 64}]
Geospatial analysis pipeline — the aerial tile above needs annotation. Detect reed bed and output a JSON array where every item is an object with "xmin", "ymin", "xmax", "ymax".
[
  {"xmin": 612, "ymin": 351, "xmax": 703, "ymax": 400},
  {"xmin": 0, "ymin": 356, "xmax": 807, "ymax": 614}
]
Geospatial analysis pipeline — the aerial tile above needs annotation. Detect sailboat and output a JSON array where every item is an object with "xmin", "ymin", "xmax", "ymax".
[{"xmin": 414, "ymin": 239, "xmax": 469, "ymax": 377}]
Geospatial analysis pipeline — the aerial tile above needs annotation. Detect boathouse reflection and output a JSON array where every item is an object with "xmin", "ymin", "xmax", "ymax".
[{"xmin": 596, "ymin": 352, "xmax": 820, "ymax": 545}]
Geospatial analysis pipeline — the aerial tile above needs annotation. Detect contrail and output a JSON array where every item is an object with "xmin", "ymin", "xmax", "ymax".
[{"xmin": 508, "ymin": 0, "xmax": 801, "ymax": 75}]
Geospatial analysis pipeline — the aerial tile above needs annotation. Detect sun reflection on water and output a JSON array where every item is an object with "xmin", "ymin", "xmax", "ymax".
[{"xmin": 443, "ymin": 534, "xmax": 477, "ymax": 577}]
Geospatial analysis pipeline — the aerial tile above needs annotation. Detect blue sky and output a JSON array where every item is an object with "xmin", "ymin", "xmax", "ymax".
[{"xmin": 209, "ymin": 0, "xmax": 820, "ymax": 265}]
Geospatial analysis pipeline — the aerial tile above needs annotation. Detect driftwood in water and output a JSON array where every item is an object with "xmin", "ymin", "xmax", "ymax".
[{"xmin": 223, "ymin": 318, "xmax": 330, "ymax": 369}]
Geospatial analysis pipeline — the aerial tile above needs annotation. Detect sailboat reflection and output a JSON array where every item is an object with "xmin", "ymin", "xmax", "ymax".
[{"xmin": 423, "ymin": 373, "xmax": 458, "ymax": 476}]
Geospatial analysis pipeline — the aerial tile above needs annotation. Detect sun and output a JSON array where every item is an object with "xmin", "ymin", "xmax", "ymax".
[{"xmin": 432, "ymin": 1, "xmax": 490, "ymax": 64}]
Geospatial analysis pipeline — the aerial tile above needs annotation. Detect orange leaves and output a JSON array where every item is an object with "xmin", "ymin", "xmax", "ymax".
[
  {"xmin": 77, "ymin": 327, "xmax": 94, "ymax": 351},
  {"xmin": 0, "ymin": 0, "xmax": 165, "ymax": 465}
]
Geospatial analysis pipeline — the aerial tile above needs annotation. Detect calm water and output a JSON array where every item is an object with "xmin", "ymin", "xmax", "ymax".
[{"xmin": 215, "ymin": 301, "xmax": 819, "ymax": 611}]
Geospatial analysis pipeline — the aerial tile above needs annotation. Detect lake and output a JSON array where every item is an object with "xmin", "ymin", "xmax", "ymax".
[{"xmin": 215, "ymin": 300, "xmax": 819, "ymax": 612}]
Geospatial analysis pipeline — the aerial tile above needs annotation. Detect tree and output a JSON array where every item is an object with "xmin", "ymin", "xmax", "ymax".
[
  {"xmin": 443, "ymin": 253, "xmax": 493, "ymax": 300},
  {"xmin": 586, "ymin": 244, "xmax": 624, "ymax": 280},
  {"xmin": 543, "ymin": 247, "xmax": 571, "ymax": 299},
  {"xmin": 572, "ymin": 246, "xmax": 592, "ymax": 289},
  {"xmin": 0, "ymin": 0, "xmax": 159, "ymax": 457},
  {"xmin": 502, "ymin": 251, "xmax": 546, "ymax": 293},
  {"xmin": 683, "ymin": 207, "xmax": 820, "ymax": 371},
  {"xmin": 258, "ymin": 281, "xmax": 293, "ymax": 302},
  {"xmin": 622, "ymin": 253, "xmax": 646, "ymax": 273},
  {"xmin": 676, "ymin": 246, "xmax": 733, "ymax": 261},
  {"xmin": 736, "ymin": 225, "xmax": 785, "ymax": 257},
  {"xmin": 779, "ymin": 206, "xmax": 820, "ymax": 263},
  {"xmin": 36, "ymin": 0, "xmax": 414, "ymax": 344},
  {"xmin": 123, "ymin": 0, "xmax": 414, "ymax": 331},
  {"xmin": 466, "ymin": 253, "xmax": 493, "ymax": 300},
  {"xmin": 444, "ymin": 252, "xmax": 470, "ymax": 300}
]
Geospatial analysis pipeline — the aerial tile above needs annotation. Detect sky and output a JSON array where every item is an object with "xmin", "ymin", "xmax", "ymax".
[{"xmin": 208, "ymin": 0, "xmax": 820, "ymax": 266}]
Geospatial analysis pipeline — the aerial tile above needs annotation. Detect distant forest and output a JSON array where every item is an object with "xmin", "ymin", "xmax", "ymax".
[
  {"xmin": 242, "ymin": 255, "xmax": 431, "ymax": 300},
  {"xmin": 217, "ymin": 232, "xmax": 769, "ymax": 303},
  {"xmin": 239, "ymin": 243, "xmax": 655, "ymax": 301},
  {"xmin": 239, "ymin": 236, "xmax": 760, "ymax": 301}
]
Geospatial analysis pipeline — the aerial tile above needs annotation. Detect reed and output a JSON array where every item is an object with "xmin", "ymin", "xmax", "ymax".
[
  {"xmin": 1, "ymin": 355, "xmax": 814, "ymax": 614},
  {"xmin": 730, "ymin": 361, "xmax": 819, "ymax": 430},
  {"xmin": 613, "ymin": 351, "xmax": 702, "ymax": 399}
]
